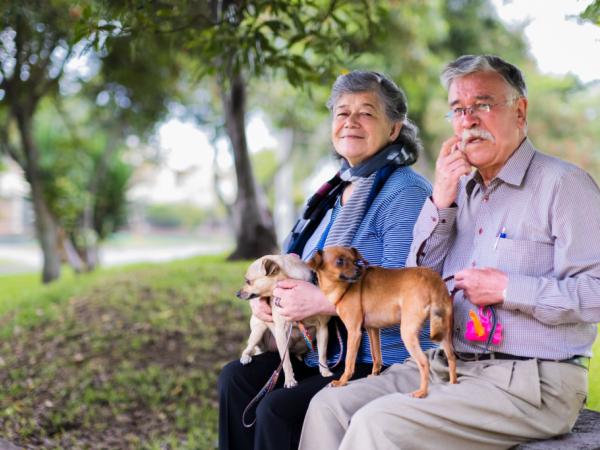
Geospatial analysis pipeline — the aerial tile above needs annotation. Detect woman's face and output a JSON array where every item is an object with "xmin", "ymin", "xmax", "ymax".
[{"xmin": 331, "ymin": 91, "xmax": 402, "ymax": 166}]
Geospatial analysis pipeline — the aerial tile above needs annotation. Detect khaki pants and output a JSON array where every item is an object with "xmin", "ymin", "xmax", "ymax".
[{"xmin": 299, "ymin": 349, "xmax": 587, "ymax": 450}]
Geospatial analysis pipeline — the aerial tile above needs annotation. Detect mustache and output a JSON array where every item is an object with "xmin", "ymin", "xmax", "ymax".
[
  {"xmin": 458, "ymin": 128, "xmax": 495, "ymax": 152},
  {"xmin": 462, "ymin": 128, "xmax": 494, "ymax": 143}
]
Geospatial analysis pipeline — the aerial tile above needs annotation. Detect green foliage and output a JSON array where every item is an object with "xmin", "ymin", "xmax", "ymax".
[
  {"xmin": 581, "ymin": 0, "xmax": 600, "ymax": 25},
  {"xmin": 82, "ymin": 0, "xmax": 381, "ymax": 89},
  {"xmin": 32, "ymin": 97, "xmax": 133, "ymax": 240},
  {"xmin": 144, "ymin": 203, "xmax": 207, "ymax": 230}
]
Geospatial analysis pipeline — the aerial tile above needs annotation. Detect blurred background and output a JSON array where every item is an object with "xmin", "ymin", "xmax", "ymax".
[{"xmin": 1, "ymin": 0, "xmax": 599, "ymax": 281}]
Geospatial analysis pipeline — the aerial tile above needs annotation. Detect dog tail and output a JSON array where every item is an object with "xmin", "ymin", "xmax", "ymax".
[{"xmin": 429, "ymin": 285, "xmax": 452, "ymax": 342}]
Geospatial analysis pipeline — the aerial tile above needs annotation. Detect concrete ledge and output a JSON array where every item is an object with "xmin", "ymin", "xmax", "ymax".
[{"xmin": 514, "ymin": 409, "xmax": 600, "ymax": 449}]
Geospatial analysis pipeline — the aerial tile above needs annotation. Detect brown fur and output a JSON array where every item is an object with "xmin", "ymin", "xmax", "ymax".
[
  {"xmin": 308, "ymin": 246, "xmax": 457, "ymax": 397},
  {"xmin": 236, "ymin": 254, "xmax": 332, "ymax": 388}
]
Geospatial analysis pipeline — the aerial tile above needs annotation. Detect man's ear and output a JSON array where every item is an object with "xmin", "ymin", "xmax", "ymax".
[
  {"xmin": 307, "ymin": 249, "xmax": 323, "ymax": 270},
  {"xmin": 262, "ymin": 258, "xmax": 280, "ymax": 277},
  {"xmin": 516, "ymin": 96, "xmax": 528, "ymax": 128}
]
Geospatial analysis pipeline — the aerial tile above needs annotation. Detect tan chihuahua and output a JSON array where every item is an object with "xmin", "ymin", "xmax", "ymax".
[
  {"xmin": 308, "ymin": 246, "xmax": 457, "ymax": 397},
  {"xmin": 236, "ymin": 254, "xmax": 332, "ymax": 388}
]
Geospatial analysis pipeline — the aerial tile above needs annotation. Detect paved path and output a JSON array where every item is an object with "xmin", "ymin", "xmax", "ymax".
[{"xmin": 0, "ymin": 240, "xmax": 231, "ymax": 274}]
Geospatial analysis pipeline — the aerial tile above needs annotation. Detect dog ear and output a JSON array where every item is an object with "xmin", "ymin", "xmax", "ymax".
[
  {"xmin": 350, "ymin": 247, "xmax": 363, "ymax": 260},
  {"xmin": 307, "ymin": 249, "xmax": 323, "ymax": 270},
  {"xmin": 262, "ymin": 258, "xmax": 280, "ymax": 276}
]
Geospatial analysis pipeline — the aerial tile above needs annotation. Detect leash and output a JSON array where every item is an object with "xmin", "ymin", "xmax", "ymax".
[
  {"xmin": 241, "ymin": 324, "xmax": 294, "ymax": 428},
  {"xmin": 298, "ymin": 319, "xmax": 344, "ymax": 371},
  {"xmin": 443, "ymin": 274, "xmax": 460, "ymax": 298},
  {"xmin": 443, "ymin": 275, "xmax": 500, "ymax": 351}
]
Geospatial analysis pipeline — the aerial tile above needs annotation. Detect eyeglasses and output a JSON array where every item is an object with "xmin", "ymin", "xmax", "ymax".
[{"xmin": 445, "ymin": 98, "xmax": 517, "ymax": 121}]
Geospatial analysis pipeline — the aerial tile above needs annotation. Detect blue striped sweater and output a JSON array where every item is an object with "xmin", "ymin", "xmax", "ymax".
[{"xmin": 303, "ymin": 166, "xmax": 437, "ymax": 367}]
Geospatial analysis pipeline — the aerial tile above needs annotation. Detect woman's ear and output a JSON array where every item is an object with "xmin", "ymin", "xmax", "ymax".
[{"xmin": 389, "ymin": 122, "xmax": 402, "ymax": 142}]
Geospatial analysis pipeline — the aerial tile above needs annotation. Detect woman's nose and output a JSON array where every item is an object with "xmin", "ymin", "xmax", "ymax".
[{"xmin": 344, "ymin": 112, "xmax": 360, "ymax": 127}]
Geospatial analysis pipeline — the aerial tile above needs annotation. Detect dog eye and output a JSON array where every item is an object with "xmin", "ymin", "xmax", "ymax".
[
  {"xmin": 245, "ymin": 278, "xmax": 251, "ymax": 285},
  {"xmin": 335, "ymin": 258, "xmax": 344, "ymax": 267}
]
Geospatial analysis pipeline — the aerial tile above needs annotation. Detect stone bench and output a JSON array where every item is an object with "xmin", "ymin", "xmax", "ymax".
[{"xmin": 514, "ymin": 408, "xmax": 600, "ymax": 449}]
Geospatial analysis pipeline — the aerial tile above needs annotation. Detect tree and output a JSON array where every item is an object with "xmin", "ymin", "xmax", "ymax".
[
  {"xmin": 581, "ymin": 0, "xmax": 600, "ymax": 25},
  {"xmin": 0, "ymin": 1, "xmax": 180, "ymax": 281},
  {"xmin": 0, "ymin": 0, "xmax": 88, "ymax": 282},
  {"xmin": 83, "ymin": 0, "xmax": 382, "ymax": 259}
]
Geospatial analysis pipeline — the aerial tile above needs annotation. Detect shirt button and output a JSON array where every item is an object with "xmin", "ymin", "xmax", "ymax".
[
  {"xmin": 478, "ymin": 228, "xmax": 483, "ymax": 235},
  {"xmin": 483, "ymin": 196, "xmax": 489, "ymax": 202},
  {"xmin": 432, "ymin": 217, "xmax": 437, "ymax": 222},
  {"xmin": 471, "ymin": 261, "xmax": 476, "ymax": 267}
]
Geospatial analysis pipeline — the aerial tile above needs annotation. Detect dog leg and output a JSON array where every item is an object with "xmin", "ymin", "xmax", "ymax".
[
  {"xmin": 400, "ymin": 321, "xmax": 430, "ymax": 398},
  {"xmin": 366, "ymin": 327, "xmax": 382, "ymax": 376},
  {"xmin": 441, "ymin": 334, "xmax": 458, "ymax": 385},
  {"xmin": 330, "ymin": 323, "xmax": 361, "ymax": 387},
  {"xmin": 316, "ymin": 320, "xmax": 333, "ymax": 377},
  {"xmin": 274, "ymin": 323, "xmax": 297, "ymax": 388},
  {"xmin": 240, "ymin": 317, "xmax": 269, "ymax": 365}
]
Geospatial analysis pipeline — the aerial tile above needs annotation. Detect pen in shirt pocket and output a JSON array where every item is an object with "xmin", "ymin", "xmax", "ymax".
[{"xmin": 494, "ymin": 226, "xmax": 507, "ymax": 250}]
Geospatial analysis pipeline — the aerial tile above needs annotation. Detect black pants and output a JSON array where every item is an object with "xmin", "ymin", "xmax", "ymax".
[{"xmin": 218, "ymin": 351, "xmax": 374, "ymax": 450}]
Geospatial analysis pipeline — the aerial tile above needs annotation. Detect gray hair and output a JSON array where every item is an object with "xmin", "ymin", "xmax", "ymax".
[
  {"xmin": 441, "ymin": 55, "xmax": 527, "ymax": 97},
  {"xmin": 327, "ymin": 70, "xmax": 421, "ymax": 163}
]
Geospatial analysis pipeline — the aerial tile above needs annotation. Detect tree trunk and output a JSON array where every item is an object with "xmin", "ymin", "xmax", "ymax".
[
  {"xmin": 220, "ymin": 72, "xmax": 278, "ymax": 259},
  {"xmin": 15, "ymin": 113, "xmax": 62, "ymax": 283}
]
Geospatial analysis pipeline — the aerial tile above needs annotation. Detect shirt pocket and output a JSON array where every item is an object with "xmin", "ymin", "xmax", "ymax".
[{"xmin": 494, "ymin": 238, "xmax": 553, "ymax": 277}]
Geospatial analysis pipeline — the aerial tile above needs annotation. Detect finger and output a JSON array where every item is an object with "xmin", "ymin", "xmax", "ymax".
[
  {"xmin": 439, "ymin": 136, "xmax": 461, "ymax": 157},
  {"xmin": 454, "ymin": 269, "xmax": 470, "ymax": 280}
]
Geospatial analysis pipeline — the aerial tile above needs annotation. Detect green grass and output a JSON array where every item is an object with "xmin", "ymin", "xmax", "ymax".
[
  {"xmin": 0, "ymin": 255, "xmax": 250, "ymax": 449},
  {"xmin": 0, "ymin": 257, "xmax": 598, "ymax": 449}
]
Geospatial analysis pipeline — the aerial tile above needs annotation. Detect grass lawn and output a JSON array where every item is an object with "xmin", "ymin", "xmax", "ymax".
[
  {"xmin": 0, "ymin": 257, "xmax": 598, "ymax": 449},
  {"xmin": 0, "ymin": 256, "xmax": 249, "ymax": 449}
]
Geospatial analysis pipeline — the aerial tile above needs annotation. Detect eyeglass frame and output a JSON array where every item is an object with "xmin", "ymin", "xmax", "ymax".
[{"xmin": 445, "ymin": 97, "xmax": 520, "ymax": 122}]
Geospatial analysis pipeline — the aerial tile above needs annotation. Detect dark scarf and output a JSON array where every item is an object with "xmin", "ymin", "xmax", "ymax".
[{"xmin": 284, "ymin": 143, "xmax": 414, "ymax": 255}]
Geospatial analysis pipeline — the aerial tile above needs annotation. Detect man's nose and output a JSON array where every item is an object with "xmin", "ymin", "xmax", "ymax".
[{"xmin": 459, "ymin": 108, "xmax": 480, "ymax": 127}]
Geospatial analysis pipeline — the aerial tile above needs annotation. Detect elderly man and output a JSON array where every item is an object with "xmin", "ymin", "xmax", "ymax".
[{"xmin": 298, "ymin": 55, "xmax": 600, "ymax": 450}]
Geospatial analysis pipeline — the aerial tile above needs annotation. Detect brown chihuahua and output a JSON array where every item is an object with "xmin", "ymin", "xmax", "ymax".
[
  {"xmin": 237, "ymin": 254, "xmax": 332, "ymax": 388},
  {"xmin": 308, "ymin": 246, "xmax": 457, "ymax": 397}
]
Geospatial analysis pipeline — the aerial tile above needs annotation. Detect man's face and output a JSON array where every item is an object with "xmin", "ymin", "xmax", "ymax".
[{"xmin": 448, "ymin": 71, "xmax": 527, "ymax": 180}]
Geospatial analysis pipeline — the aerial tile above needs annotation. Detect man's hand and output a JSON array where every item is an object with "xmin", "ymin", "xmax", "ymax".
[
  {"xmin": 250, "ymin": 297, "xmax": 273, "ymax": 322},
  {"xmin": 272, "ymin": 279, "xmax": 336, "ymax": 322},
  {"xmin": 432, "ymin": 136, "xmax": 472, "ymax": 208},
  {"xmin": 454, "ymin": 268, "xmax": 508, "ymax": 306}
]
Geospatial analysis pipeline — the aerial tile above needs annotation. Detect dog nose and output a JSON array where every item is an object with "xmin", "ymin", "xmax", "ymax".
[{"xmin": 236, "ymin": 290, "xmax": 243, "ymax": 299}]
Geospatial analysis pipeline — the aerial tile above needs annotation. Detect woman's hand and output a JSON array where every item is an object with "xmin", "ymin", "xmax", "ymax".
[
  {"xmin": 249, "ymin": 297, "xmax": 273, "ymax": 322},
  {"xmin": 432, "ymin": 136, "xmax": 472, "ymax": 209},
  {"xmin": 272, "ymin": 279, "xmax": 336, "ymax": 322}
]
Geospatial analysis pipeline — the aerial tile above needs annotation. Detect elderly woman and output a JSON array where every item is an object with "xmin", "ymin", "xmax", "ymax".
[{"xmin": 218, "ymin": 71, "xmax": 434, "ymax": 450}]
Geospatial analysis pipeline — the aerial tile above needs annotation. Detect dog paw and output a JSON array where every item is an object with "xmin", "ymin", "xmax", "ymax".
[
  {"xmin": 284, "ymin": 378, "xmax": 298, "ymax": 388},
  {"xmin": 240, "ymin": 355, "xmax": 252, "ymax": 365},
  {"xmin": 320, "ymin": 368, "xmax": 333, "ymax": 377},
  {"xmin": 329, "ymin": 379, "xmax": 346, "ymax": 388},
  {"xmin": 409, "ymin": 389, "xmax": 427, "ymax": 398}
]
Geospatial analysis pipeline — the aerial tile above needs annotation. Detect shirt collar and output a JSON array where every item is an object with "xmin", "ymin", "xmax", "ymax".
[{"xmin": 465, "ymin": 138, "xmax": 536, "ymax": 196}]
